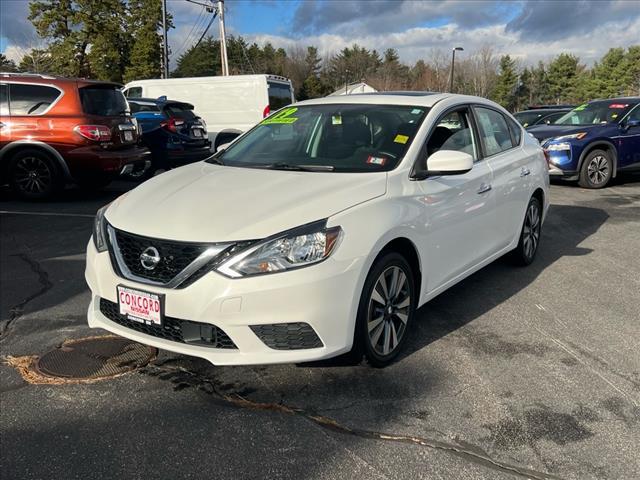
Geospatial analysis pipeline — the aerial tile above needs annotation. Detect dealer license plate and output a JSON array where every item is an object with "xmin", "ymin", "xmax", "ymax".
[
  {"xmin": 124, "ymin": 130, "xmax": 133, "ymax": 141},
  {"xmin": 117, "ymin": 286, "xmax": 163, "ymax": 325},
  {"xmin": 192, "ymin": 128, "xmax": 203, "ymax": 138}
]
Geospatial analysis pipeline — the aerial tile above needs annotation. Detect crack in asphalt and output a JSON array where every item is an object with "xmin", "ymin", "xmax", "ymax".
[
  {"xmin": 0, "ymin": 252, "xmax": 53, "ymax": 341},
  {"xmin": 142, "ymin": 363, "xmax": 564, "ymax": 480}
]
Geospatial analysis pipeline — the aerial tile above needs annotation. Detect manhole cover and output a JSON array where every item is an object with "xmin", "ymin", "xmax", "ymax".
[{"xmin": 35, "ymin": 336, "xmax": 156, "ymax": 380}]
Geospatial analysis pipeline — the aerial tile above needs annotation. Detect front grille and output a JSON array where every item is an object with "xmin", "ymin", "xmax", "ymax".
[
  {"xmin": 250, "ymin": 323, "xmax": 323, "ymax": 350},
  {"xmin": 99, "ymin": 298, "xmax": 237, "ymax": 349},
  {"xmin": 109, "ymin": 227, "xmax": 212, "ymax": 285}
]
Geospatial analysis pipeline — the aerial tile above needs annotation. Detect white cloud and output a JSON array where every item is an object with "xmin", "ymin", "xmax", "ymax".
[{"xmin": 2, "ymin": 45, "xmax": 31, "ymax": 64}]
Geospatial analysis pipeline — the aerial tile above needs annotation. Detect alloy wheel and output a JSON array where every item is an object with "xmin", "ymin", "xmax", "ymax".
[
  {"xmin": 13, "ymin": 156, "xmax": 52, "ymax": 194},
  {"xmin": 587, "ymin": 155, "xmax": 609, "ymax": 186},
  {"xmin": 367, "ymin": 265, "xmax": 411, "ymax": 356},
  {"xmin": 522, "ymin": 202, "xmax": 541, "ymax": 260}
]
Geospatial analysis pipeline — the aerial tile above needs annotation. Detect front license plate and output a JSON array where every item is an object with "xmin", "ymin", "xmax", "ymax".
[
  {"xmin": 123, "ymin": 130, "xmax": 133, "ymax": 141},
  {"xmin": 192, "ymin": 128, "xmax": 203, "ymax": 138},
  {"xmin": 117, "ymin": 286, "xmax": 163, "ymax": 326}
]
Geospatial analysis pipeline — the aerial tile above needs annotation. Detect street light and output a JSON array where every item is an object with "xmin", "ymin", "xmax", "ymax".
[{"xmin": 449, "ymin": 46, "xmax": 464, "ymax": 93}]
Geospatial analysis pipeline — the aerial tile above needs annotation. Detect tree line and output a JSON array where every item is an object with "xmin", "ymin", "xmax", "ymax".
[{"xmin": 1, "ymin": 0, "xmax": 638, "ymax": 112}]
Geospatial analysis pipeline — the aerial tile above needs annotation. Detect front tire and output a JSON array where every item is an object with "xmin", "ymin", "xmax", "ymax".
[
  {"xmin": 511, "ymin": 196, "xmax": 542, "ymax": 266},
  {"xmin": 354, "ymin": 252, "xmax": 416, "ymax": 368},
  {"xmin": 579, "ymin": 149, "xmax": 612, "ymax": 189}
]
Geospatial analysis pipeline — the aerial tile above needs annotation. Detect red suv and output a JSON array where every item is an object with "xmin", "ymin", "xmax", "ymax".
[{"xmin": 0, "ymin": 73, "xmax": 150, "ymax": 199}]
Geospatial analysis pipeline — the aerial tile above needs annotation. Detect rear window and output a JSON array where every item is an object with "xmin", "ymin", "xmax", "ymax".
[
  {"xmin": 79, "ymin": 86, "xmax": 128, "ymax": 116},
  {"xmin": 129, "ymin": 101, "xmax": 161, "ymax": 114},
  {"xmin": 163, "ymin": 103, "xmax": 196, "ymax": 120},
  {"xmin": 124, "ymin": 87, "xmax": 142, "ymax": 98},
  {"xmin": 268, "ymin": 82, "xmax": 293, "ymax": 110},
  {"xmin": 9, "ymin": 83, "xmax": 61, "ymax": 115}
]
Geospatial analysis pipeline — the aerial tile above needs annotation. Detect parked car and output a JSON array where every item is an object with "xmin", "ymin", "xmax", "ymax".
[
  {"xmin": 514, "ymin": 107, "xmax": 573, "ymax": 127},
  {"xmin": 86, "ymin": 93, "xmax": 549, "ymax": 367},
  {"xmin": 0, "ymin": 73, "xmax": 150, "ymax": 199},
  {"xmin": 122, "ymin": 74, "xmax": 294, "ymax": 151},
  {"xmin": 128, "ymin": 97, "xmax": 211, "ymax": 178},
  {"xmin": 527, "ymin": 97, "xmax": 640, "ymax": 188}
]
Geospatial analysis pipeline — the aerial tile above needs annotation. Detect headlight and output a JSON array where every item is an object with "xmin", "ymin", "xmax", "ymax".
[
  {"xmin": 93, "ymin": 204, "xmax": 109, "ymax": 252},
  {"xmin": 554, "ymin": 132, "xmax": 587, "ymax": 141},
  {"xmin": 545, "ymin": 142, "xmax": 571, "ymax": 151},
  {"xmin": 216, "ymin": 221, "xmax": 342, "ymax": 278}
]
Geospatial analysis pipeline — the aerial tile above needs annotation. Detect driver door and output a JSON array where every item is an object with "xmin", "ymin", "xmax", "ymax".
[{"xmin": 417, "ymin": 107, "xmax": 496, "ymax": 294}]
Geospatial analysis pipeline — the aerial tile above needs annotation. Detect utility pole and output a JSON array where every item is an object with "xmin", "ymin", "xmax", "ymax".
[
  {"xmin": 161, "ymin": 0, "xmax": 169, "ymax": 78},
  {"xmin": 218, "ymin": 0, "xmax": 229, "ymax": 76},
  {"xmin": 449, "ymin": 46, "xmax": 463, "ymax": 93}
]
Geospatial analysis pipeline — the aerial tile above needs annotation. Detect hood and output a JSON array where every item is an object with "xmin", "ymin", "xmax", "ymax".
[
  {"xmin": 106, "ymin": 162, "xmax": 387, "ymax": 242},
  {"xmin": 526, "ymin": 124, "xmax": 599, "ymax": 142}
]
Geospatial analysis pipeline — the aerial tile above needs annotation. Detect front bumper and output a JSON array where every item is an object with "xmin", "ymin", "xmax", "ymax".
[{"xmin": 85, "ymin": 240, "xmax": 364, "ymax": 366}]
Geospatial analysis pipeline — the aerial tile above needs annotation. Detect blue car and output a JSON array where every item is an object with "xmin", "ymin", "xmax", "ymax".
[
  {"xmin": 527, "ymin": 97, "xmax": 640, "ymax": 188},
  {"xmin": 128, "ymin": 97, "xmax": 212, "ymax": 178}
]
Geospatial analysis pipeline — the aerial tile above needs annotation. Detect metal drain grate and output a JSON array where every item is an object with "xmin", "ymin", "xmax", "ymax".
[{"xmin": 36, "ymin": 336, "xmax": 156, "ymax": 380}]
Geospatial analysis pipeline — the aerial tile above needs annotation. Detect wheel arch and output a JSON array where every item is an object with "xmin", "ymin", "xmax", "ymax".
[
  {"xmin": 0, "ymin": 141, "xmax": 71, "ymax": 180},
  {"xmin": 376, "ymin": 237, "xmax": 422, "ymax": 300},
  {"xmin": 578, "ymin": 141, "xmax": 618, "ymax": 178}
]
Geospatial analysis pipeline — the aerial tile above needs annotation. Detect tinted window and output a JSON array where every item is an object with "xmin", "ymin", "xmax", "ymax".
[
  {"xmin": 626, "ymin": 105, "xmax": 640, "ymax": 123},
  {"xmin": 214, "ymin": 104, "xmax": 428, "ymax": 173},
  {"xmin": 426, "ymin": 109, "xmax": 477, "ymax": 162},
  {"xmin": 125, "ymin": 87, "xmax": 142, "ymax": 98},
  {"xmin": 514, "ymin": 111, "xmax": 544, "ymax": 127},
  {"xmin": 543, "ymin": 112, "xmax": 566, "ymax": 124},
  {"xmin": 475, "ymin": 107, "xmax": 514, "ymax": 156},
  {"xmin": 555, "ymin": 101, "xmax": 635, "ymax": 125},
  {"xmin": 80, "ymin": 86, "xmax": 128, "ymax": 116},
  {"xmin": 129, "ymin": 101, "xmax": 160, "ymax": 114},
  {"xmin": 507, "ymin": 116, "xmax": 522, "ymax": 145},
  {"xmin": 268, "ymin": 82, "xmax": 293, "ymax": 110},
  {"xmin": 9, "ymin": 83, "xmax": 60, "ymax": 115},
  {"xmin": 0, "ymin": 84, "xmax": 8, "ymax": 116},
  {"xmin": 163, "ymin": 103, "xmax": 196, "ymax": 120}
]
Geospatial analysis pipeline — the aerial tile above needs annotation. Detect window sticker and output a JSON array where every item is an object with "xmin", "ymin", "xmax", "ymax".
[
  {"xmin": 574, "ymin": 104, "xmax": 588, "ymax": 111},
  {"xmin": 609, "ymin": 103, "xmax": 628, "ymax": 109},
  {"xmin": 411, "ymin": 108, "xmax": 423, "ymax": 115},
  {"xmin": 366, "ymin": 155, "xmax": 387, "ymax": 166},
  {"xmin": 261, "ymin": 107, "xmax": 299, "ymax": 125},
  {"xmin": 611, "ymin": 113, "xmax": 618, "ymax": 119},
  {"xmin": 331, "ymin": 115, "xmax": 342, "ymax": 125},
  {"xmin": 394, "ymin": 134, "xmax": 409, "ymax": 144}
]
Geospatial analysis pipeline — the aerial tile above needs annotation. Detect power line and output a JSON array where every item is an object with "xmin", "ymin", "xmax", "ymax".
[
  {"xmin": 192, "ymin": 10, "xmax": 217, "ymax": 50},
  {"xmin": 173, "ymin": 5, "xmax": 206, "ymax": 58}
]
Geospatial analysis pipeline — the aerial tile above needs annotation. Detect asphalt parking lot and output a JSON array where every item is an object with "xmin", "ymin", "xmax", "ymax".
[{"xmin": 1, "ymin": 176, "xmax": 639, "ymax": 480}]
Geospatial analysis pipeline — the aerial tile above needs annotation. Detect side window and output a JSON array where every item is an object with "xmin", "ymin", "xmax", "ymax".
[
  {"xmin": 425, "ymin": 109, "xmax": 478, "ymax": 161},
  {"xmin": 0, "ymin": 83, "xmax": 8, "ymax": 116},
  {"xmin": 627, "ymin": 105, "xmax": 640, "ymax": 123},
  {"xmin": 9, "ymin": 84, "xmax": 61, "ymax": 115},
  {"xmin": 125, "ymin": 87, "xmax": 142, "ymax": 98},
  {"xmin": 507, "ymin": 116, "xmax": 522, "ymax": 145},
  {"xmin": 474, "ymin": 107, "xmax": 514, "ymax": 156}
]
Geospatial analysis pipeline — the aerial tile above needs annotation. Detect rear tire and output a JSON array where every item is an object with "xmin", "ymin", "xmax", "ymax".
[
  {"xmin": 354, "ymin": 252, "xmax": 416, "ymax": 368},
  {"xmin": 511, "ymin": 196, "xmax": 542, "ymax": 266},
  {"xmin": 9, "ymin": 149, "xmax": 62, "ymax": 200},
  {"xmin": 578, "ymin": 149, "xmax": 612, "ymax": 189}
]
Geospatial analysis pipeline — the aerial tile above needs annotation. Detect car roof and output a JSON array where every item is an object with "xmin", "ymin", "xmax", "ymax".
[
  {"xmin": 0, "ymin": 72, "xmax": 122, "ymax": 88},
  {"xmin": 128, "ymin": 97, "xmax": 194, "ymax": 108},
  {"xmin": 296, "ymin": 92, "xmax": 460, "ymax": 108},
  {"xmin": 589, "ymin": 97, "xmax": 640, "ymax": 103},
  {"xmin": 516, "ymin": 108, "xmax": 572, "ymax": 114}
]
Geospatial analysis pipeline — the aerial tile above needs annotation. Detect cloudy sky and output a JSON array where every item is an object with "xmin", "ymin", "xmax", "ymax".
[{"xmin": 1, "ymin": 0, "xmax": 639, "ymax": 68}]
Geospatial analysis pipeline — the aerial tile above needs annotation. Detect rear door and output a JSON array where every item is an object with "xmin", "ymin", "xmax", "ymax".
[
  {"xmin": 78, "ymin": 84, "xmax": 138, "ymax": 149},
  {"xmin": 475, "ymin": 106, "xmax": 531, "ymax": 249}
]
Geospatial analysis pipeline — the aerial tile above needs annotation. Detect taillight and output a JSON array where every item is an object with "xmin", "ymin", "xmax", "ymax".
[
  {"xmin": 543, "ymin": 150, "xmax": 551, "ymax": 169},
  {"xmin": 74, "ymin": 125, "xmax": 112, "ymax": 141},
  {"xmin": 263, "ymin": 105, "xmax": 270, "ymax": 118},
  {"xmin": 160, "ymin": 117, "xmax": 185, "ymax": 133}
]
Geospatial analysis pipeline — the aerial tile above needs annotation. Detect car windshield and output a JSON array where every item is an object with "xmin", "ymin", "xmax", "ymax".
[
  {"xmin": 554, "ymin": 101, "xmax": 635, "ymax": 125},
  {"xmin": 80, "ymin": 86, "xmax": 129, "ymax": 116},
  {"xmin": 210, "ymin": 104, "xmax": 428, "ymax": 172},
  {"xmin": 514, "ymin": 111, "xmax": 545, "ymax": 127}
]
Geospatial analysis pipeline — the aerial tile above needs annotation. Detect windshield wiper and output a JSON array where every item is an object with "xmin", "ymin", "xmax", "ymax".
[{"xmin": 262, "ymin": 162, "xmax": 335, "ymax": 172}]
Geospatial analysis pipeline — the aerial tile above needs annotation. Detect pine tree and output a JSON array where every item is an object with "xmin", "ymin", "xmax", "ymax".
[
  {"xmin": 124, "ymin": 0, "xmax": 166, "ymax": 82},
  {"xmin": 172, "ymin": 37, "xmax": 220, "ymax": 78},
  {"xmin": 546, "ymin": 53, "xmax": 583, "ymax": 103},
  {"xmin": 492, "ymin": 55, "xmax": 518, "ymax": 110},
  {"xmin": 0, "ymin": 54, "xmax": 18, "ymax": 72}
]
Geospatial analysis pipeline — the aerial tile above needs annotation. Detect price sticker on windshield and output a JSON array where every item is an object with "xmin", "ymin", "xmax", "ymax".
[
  {"xmin": 394, "ymin": 134, "xmax": 409, "ymax": 144},
  {"xmin": 261, "ymin": 107, "xmax": 299, "ymax": 125}
]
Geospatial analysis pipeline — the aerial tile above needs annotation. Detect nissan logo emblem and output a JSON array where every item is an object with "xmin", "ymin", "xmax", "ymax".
[{"xmin": 140, "ymin": 246, "xmax": 161, "ymax": 270}]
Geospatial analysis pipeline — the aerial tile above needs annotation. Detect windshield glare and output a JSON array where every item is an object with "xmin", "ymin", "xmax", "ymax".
[
  {"xmin": 212, "ymin": 104, "xmax": 429, "ymax": 172},
  {"xmin": 554, "ymin": 101, "xmax": 633, "ymax": 125}
]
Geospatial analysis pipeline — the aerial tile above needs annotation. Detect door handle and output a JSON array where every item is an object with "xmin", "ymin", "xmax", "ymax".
[
  {"xmin": 477, "ymin": 183, "xmax": 492, "ymax": 194},
  {"xmin": 520, "ymin": 167, "xmax": 531, "ymax": 177}
]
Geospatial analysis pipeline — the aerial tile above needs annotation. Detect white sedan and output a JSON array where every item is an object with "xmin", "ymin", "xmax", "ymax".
[{"xmin": 85, "ymin": 93, "xmax": 549, "ymax": 367}]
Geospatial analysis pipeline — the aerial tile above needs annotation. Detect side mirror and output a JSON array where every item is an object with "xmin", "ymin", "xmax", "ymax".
[
  {"xmin": 624, "ymin": 119, "xmax": 640, "ymax": 130},
  {"xmin": 425, "ymin": 150, "xmax": 474, "ymax": 176}
]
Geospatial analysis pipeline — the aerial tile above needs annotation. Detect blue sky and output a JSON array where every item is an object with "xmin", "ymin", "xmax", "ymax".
[{"xmin": 2, "ymin": 0, "xmax": 639, "ymax": 67}]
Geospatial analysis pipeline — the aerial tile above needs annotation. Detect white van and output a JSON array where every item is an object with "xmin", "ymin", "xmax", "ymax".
[{"xmin": 123, "ymin": 74, "xmax": 294, "ymax": 149}]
